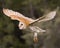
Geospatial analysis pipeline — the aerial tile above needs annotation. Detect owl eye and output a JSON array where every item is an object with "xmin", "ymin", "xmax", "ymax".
[{"xmin": 21, "ymin": 23, "xmax": 23, "ymax": 25}]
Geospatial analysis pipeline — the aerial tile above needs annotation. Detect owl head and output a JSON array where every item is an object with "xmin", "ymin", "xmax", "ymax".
[{"xmin": 18, "ymin": 22, "xmax": 26, "ymax": 29}]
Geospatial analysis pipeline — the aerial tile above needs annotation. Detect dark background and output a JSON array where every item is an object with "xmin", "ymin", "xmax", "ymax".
[{"xmin": 0, "ymin": 0, "xmax": 60, "ymax": 48}]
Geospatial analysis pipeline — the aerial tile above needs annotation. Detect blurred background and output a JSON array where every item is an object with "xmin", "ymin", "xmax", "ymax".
[{"xmin": 0, "ymin": 0, "xmax": 60, "ymax": 48}]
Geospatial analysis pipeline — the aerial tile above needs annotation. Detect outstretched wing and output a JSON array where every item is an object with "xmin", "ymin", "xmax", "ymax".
[
  {"xmin": 30, "ymin": 10, "xmax": 56, "ymax": 25},
  {"xmin": 36, "ymin": 10, "xmax": 56, "ymax": 22},
  {"xmin": 3, "ymin": 8, "xmax": 35, "ymax": 24}
]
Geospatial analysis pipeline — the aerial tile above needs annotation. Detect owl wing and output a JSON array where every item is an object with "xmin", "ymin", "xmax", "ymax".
[
  {"xmin": 3, "ymin": 8, "xmax": 35, "ymax": 23},
  {"xmin": 29, "ymin": 10, "xmax": 56, "ymax": 25},
  {"xmin": 36, "ymin": 10, "xmax": 56, "ymax": 22}
]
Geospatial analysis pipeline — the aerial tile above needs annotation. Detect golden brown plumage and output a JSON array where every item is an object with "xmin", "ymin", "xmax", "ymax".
[
  {"xmin": 3, "ymin": 8, "xmax": 56, "ymax": 42},
  {"xmin": 3, "ymin": 8, "xmax": 56, "ymax": 29}
]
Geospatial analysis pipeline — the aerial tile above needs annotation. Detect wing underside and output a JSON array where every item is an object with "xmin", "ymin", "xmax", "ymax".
[
  {"xmin": 30, "ymin": 10, "xmax": 56, "ymax": 25},
  {"xmin": 3, "ymin": 8, "xmax": 35, "ymax": 23}
]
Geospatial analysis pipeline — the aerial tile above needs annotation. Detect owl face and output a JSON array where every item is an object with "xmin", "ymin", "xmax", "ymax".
[{"xmin": 18, "ymin": 22, "xmax": 26, "ymax": 29}]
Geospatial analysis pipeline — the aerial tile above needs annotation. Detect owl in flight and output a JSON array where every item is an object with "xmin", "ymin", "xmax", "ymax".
[
  {"xmin": 3, "ymin": 8, "xmax": 56, "ymax": 42},
  {"xmin": 3, "ymin": 8, "xmax": 56, "ymax": 30}
]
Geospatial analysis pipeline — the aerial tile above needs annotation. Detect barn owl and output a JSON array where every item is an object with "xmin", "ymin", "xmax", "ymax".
[{"xmin": 3, "ymin": 8, "xmax": 56, "ymax": 42}]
